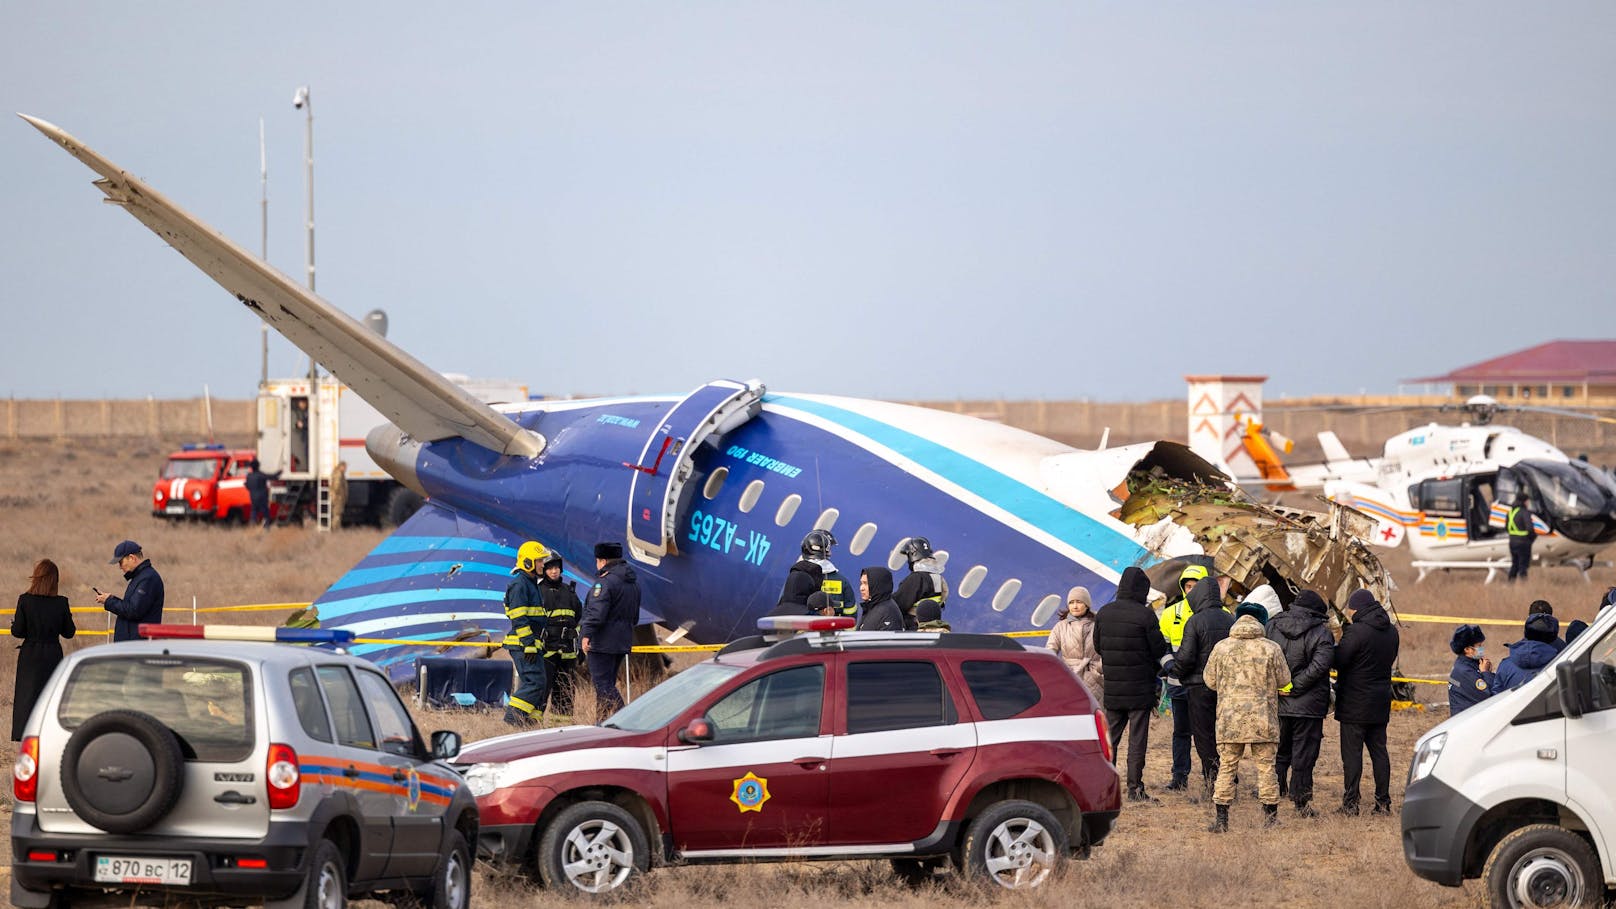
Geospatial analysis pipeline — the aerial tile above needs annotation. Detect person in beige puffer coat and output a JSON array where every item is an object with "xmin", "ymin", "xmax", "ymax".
[
  {"xmin": 1203, "ymin": 602, "xmax": 1291, "ymax": 832},
  {"xmin": 1048, "ymin": 586, "xmax": 1102, "ymax": 704}
]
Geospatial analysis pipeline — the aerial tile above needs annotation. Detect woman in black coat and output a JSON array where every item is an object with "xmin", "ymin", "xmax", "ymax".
[{"xmin": 12, "ymin": 559, "xmax": 76, "ymax": 740}]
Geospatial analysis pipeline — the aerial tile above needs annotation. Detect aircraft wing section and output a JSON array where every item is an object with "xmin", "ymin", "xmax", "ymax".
[
  {"xmin": 307, "ymin": 501, "xmax": 662, "ymax": 681},
  {"xmin": 21, "ymin": 115, "xmax": 541, "ymax": 458}
]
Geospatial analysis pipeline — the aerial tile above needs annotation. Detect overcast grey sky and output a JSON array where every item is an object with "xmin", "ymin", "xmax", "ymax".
[{"xmin": 3, "ymin": 3, "xmax": 1612, "ymax": 403}]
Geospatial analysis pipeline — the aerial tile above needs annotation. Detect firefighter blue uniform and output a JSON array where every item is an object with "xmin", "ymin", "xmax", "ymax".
[
  {"xmin": 538, "ymin": 554, "xmax": 583, "ymax": 718},
  {"xmin": 503, "ymin": 542, "xmax": 550, "ymax": 725}
]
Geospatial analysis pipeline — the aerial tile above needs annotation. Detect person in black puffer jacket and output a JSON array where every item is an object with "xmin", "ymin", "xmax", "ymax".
[
  {"xmin": 1265, "ymin": 590, "xmax": 1335, "ymax": 816},
  {"xmin": 1173, "ymin": 576, "xmax": 1233, "ymax": 794},
  {"xmin": 774, "ymin": 558, "xmax": 824, "ymax": 615},
  {"xmin": 1333, "ymin": 589, "xmax": 1400, "ymax": 815},
  {"xmin": 1094, "ymin": 566, "xmax": 1171, "ymax": 801},
  {"xmin": 855, "ymin": 567, "xmax": 903, "ymax": 632}
]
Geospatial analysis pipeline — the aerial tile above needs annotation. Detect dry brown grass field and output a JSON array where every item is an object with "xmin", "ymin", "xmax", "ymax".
[{"xmin": 2, "ymin": 436, "xmax": 1613, "ymax": 908}]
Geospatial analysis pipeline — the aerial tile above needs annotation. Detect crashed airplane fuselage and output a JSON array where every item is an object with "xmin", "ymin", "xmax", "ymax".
[{"xmin": 24, "ymin": 114, "xmax": 1392, "ymax": 680}]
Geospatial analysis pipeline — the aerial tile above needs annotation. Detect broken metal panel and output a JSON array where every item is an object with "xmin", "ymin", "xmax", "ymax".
[{"xmin": 1120, "ymin": 474, "xmax": 1394, "ymax": 617}]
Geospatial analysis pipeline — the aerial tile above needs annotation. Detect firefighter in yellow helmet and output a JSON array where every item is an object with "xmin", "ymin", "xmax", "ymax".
[{"xmin": 503, "ymin": 541, "xmax": 550, "ymax": 726}]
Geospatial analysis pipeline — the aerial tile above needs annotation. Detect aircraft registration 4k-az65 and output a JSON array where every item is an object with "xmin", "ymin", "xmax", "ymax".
[{"xmin": 24, "ymin": 115, "xmax": 1391, "ymax": 680}]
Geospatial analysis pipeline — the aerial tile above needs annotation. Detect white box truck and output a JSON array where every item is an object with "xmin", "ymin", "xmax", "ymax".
[{"xmin": 256, "ymin": 374, "xmax": 528, "ymax": 526}]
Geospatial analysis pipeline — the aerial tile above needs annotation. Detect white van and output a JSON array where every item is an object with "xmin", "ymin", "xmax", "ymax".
[{"xmin": 1402, "ymin": 606, "xmax": 1616, "ymax": 908}]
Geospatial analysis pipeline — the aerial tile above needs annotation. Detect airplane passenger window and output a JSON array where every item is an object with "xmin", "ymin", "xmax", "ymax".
[
  {"xmin": 1030, "ymin": 594, "xmax": 1062, "ymax": 626},
  {"xmin": 849, "ymin": 522, "xmax": 878, "ymax": 556},
  {"xmin": 887, "ymin": 538, "xmax": 911, "ymax": 572},
  {"xmin": 738, "ymin": 480, "xmax": 765, "ymax": 513},
  {"xmin": 933, "ymin": 550, "xmax": 950, "ymax": 570},
  {"xmin": 702, "ymin": 467, "xmax": 728, "ymax": 500},
  {"xmin": 775, "ymin": 494, "xmax": 802, "ymax": 526},
  {"xmin": 991, "ymin": 579, "xmax": 1022, "ymax": 613},
  {"xmin": 813, "ymin": 508, "xmax": 839, "ymax": 532},
  {"xmin": 958, "ymin": 565, "xmax": 988, "ymax": 598}
]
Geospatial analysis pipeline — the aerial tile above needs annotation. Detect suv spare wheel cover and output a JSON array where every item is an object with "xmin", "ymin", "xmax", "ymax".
[{"xmin": 61, "ymin": 710, "xmax": 186, "ymax": 834}]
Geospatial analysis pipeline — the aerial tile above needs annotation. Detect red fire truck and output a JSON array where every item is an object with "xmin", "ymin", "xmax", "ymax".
[{"xmin": 150, "ymin": 444, "xmax": 259, "ymax": 522}]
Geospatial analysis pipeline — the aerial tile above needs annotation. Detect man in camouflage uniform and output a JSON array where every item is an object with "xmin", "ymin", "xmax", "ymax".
[{"xmin": 1203, "ymin": 601, "xmax": 1291, "ymax": 832}]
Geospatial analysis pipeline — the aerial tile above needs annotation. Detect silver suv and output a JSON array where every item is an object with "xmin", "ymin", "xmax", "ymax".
[{"xmin": 10, "ymin": 636, "xmax": 478, "ymax": 909}]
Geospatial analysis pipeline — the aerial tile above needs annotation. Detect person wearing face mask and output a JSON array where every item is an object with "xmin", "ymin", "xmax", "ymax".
[
  {"xmin": 1048, "ymin": 587, "xmax": 1103, "ymax": 703},
  {"xmin": 1447, "ymin": 624, "xmax": 1495, "ymax": 715}
]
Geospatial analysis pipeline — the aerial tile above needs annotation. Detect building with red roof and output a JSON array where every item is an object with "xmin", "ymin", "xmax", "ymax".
[{"xmin": 1410, "ymin": 340, "xmax": 1616, "ymax": 403}]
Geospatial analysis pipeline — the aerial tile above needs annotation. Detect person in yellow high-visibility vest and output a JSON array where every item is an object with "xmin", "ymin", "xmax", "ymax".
[
  {"xmin": 1158, "ymin": 563, "xmax": 1207, "ymax": 790},
  {"xmin": 1506, "ymin": 493, "xmax": 1537, "ymax": 583}
]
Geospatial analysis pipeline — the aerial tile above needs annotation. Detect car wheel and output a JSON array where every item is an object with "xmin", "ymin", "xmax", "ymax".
[
  {"xmin": 264, "ymin": 838, "xmax": 345, "ymax": 909},
  {"xmin": 424, "ymin": 830, "xmax": 472, "ymax": 909},
  {"xmin": 960, "ymin": 799, "xmax": 1067, "ymax": 891},
  {"xmin": 383, "ymin": 487, "xmax": 424, "ymax": 528},
  {"xmin": 1484, "ymin": 824, "xmax": 1602, "ymax": 909},
  {"xmin": 59, "ymin": 710, "xmax": 184, "ymax": 834},
  {"xmin": 536, "ymin": 800, "xmax": 649, "ymax": 895},
  {"xmin": 890, "ymin": 856, "xmax": 949, "ymax": 886}
]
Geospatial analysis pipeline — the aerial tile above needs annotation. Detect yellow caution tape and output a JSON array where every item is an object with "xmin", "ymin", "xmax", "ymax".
[
  {"xmin": 196, "ymin": 603, "xmax": 313, "ymax": 613},
  {"xmin": 1397, "ymin": 612, "xmax": 1525, "ymax": 628}
]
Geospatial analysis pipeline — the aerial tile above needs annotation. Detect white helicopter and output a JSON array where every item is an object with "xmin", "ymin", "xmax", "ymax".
[{"xmin": 1275, "ymin": 396, "xmax": 1616, "ymax": 582}]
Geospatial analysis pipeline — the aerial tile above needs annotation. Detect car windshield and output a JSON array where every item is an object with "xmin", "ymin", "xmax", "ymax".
[
  {"xmin": 602, "ymin": 661, "xmax": 745, "ymax": 733},
  {"xmin": 162, "ymin": 459, "xmax": 218, "ymax": 480},
  {"xmin": 59, "ymin": 656, "xmax": 254, "ymax": 762}
]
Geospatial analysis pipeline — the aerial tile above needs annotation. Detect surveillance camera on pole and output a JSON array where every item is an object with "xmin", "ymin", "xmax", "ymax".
[{"xmin": 292, "ymin": 86, "xmax": 309, "ymax": 110}]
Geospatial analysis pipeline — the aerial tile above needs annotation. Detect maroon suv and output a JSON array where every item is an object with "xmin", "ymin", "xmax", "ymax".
[{"xmin": 456, "ymin": 619, "xmax": 1120, "ymax": 894}]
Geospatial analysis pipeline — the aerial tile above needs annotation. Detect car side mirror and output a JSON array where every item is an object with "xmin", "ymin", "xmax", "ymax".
[
  {"xmin": 1556, "ymin": 662, "xmax": 1588, "ymax": 719},
  {"xmin": 430, "ymin": 730, "xmax": 461, "ymax": 760},
  {"xmin": 677, "ymin": 717, "xmax": 714, "ymax": 745}
]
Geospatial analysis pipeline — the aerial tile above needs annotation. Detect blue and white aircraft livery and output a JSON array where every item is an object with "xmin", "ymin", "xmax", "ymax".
[{"xmin": 26, "ymin": 115, "xmax": 1391, "ymax": 680}]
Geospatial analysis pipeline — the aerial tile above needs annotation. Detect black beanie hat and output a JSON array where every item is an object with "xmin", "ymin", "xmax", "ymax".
[
  {"xmin": 1524, "ymin": 612, "xmax": 1559, "ymax": 644},
  {"xmin": 594, "ymin": 541, "xmax": 623, "ymax": 560},
  {"xmin": 1450, "ymin": 624, "xmax": 1485, "ymax": 655},
  {"xmin": 1347, "ymin": 589, "xmax": 1378, "ymax": 612},
  {"xmin": 1292, "ymin": 590, "xmax": 1327, "ymax": 616},
  {"xmin": 916, "ymin": 600, "xmax": 944, "ymax": 624}
]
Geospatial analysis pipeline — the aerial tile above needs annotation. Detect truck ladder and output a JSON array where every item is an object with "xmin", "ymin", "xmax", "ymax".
[{"xmin": 316, "ymin": 476, "xmax": 333, "ymax": 533}]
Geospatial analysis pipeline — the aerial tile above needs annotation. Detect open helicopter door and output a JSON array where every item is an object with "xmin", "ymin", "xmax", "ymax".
[{"xmin": 626, "ymin": 379, "xmax": 766, "ymax": 565}]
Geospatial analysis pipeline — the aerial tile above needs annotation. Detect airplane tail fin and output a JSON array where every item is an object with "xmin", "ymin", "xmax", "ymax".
[{"xmin": 21, "ymin": 114, "xmax": 541, "ymax": 458}]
